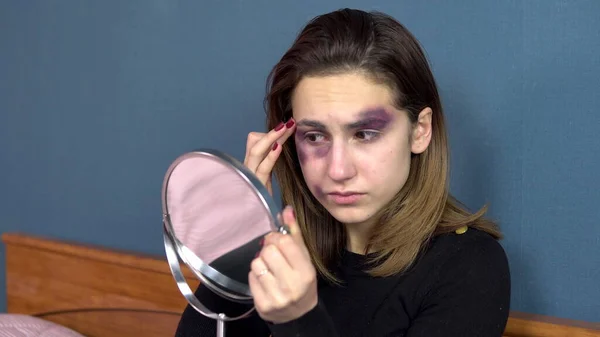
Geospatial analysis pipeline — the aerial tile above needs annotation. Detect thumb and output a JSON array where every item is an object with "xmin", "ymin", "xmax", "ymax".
[
  {"xmin": 280, "ymin": 206, "xmax": 312, "ymax": 262},
  {"xmin": 281, "ymin": 205, "xmax": 302, "ymax": 241}
]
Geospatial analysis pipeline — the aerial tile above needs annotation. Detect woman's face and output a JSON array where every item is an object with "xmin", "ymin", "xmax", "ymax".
[{"xmin": 291, "ymin": 72, "xmax": 432, "ymax": 228}]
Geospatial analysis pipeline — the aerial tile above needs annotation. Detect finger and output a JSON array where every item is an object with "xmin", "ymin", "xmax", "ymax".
[
  {"xmin": 274, "ymin": 119, "xmax": 296, "ymax": 146},
  {"xmin": 264, "ymin": 208, "xmax": 311, "ymax": 270},
  {"xmin": 244, "ymin": 132, "xmax": 266, "ymax": 163},
  {"xmin": 260, "ymin": 243, "xmax": 293, "ymax": 279},
  {"xmin": 254, "ymin": 122, "xmax": 297, "ymax": 184},
  {"xmin": 262, "ymin": 232, "xmax": 283, "ymax": 246},
  {"xmin": 244, "ymin": 118, "xmax": 297, "ymax": 161},
  {"xmin": 248, "ymin": 271, "xmax": 269, "ymax": 312},
  {"xmin": 282, "ymin": 206, "xmax": 303, "ymax": 242},
  {"xmin": 254, "ymin": 141, "xmax": 283, "ymax": 186},
  {"xmin": 285, "ymin": 205, "xmax": 311, "ymax": 258},
  {"xmin": 277, "ymin": 230, "xmax": 312, "ymax": 272},
  {"xmin": 250, "ymin": 256, "xmax": 279, "ymax": 296},
  {"xmin": 248, "ymin": 270, "xmax": 284, "ymax": 321},
  {"xmin": 262, "ymin": 231, "xmax": 291, "ymax": 249},
  {"xmin": 245, "ymin": 118, "xmax": 297, "ymax": 173},
  {"xmin": 244, "ymin": 122, "xmax": 287, "ymax": 172}
]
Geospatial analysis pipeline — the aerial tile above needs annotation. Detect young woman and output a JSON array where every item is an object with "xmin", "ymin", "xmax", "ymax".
[{"xmin": 176, "ymin": 8, "xmax": 510, "ymax": 337}]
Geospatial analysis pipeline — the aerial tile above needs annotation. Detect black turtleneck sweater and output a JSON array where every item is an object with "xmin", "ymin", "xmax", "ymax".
[{"xmin": 174, "ymin": 227, "xmax": 511, "ymax": 337}]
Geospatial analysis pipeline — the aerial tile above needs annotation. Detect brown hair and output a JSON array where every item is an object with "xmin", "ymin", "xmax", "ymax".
[{"xmin": 264, "ymin": 8, "xmax": 502, "ymax": 283}]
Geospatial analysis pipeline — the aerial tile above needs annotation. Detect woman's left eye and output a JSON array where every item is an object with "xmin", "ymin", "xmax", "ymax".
[{"xmin": 356, "ymin": 130, "xmax": 380, "ymax": 141}]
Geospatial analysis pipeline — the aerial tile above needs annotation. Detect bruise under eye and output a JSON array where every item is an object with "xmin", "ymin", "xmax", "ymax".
[{"xmin": 295, "ymin": 131, "xmax": 330, "ymax": 164}]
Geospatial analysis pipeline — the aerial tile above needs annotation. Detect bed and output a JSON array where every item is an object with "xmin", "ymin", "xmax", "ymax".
[{"xmin": 1, "ymin": 232, "xmax": 599, "ymax": 336}]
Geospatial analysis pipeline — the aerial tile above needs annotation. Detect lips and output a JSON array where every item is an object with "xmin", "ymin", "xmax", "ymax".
[
  {"xmin": 326, "ymin": 191, "xmax": 365, "ymax": 205},
  {"xmin": 328, "ymin": 191, "xmax": 362, "ymax": 196}
]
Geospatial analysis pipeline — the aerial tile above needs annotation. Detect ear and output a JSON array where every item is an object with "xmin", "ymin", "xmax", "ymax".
[{"xmin": 411, "ymin": 107, "xmax": 433, "ymax": 154}]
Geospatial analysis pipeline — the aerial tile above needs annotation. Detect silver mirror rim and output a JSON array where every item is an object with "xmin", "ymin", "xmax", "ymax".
[{"xmin": 161, "ymin": 149, "xmax": 284, "ymax": 301}]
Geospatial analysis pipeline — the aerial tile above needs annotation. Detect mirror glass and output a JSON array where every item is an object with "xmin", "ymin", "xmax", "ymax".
[{"xmin": 162, "ymin": 150, "xmax": 283, "ymax": 306}]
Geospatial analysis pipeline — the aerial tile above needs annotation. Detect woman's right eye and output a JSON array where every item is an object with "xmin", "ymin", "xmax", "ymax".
[{"xmin": 305, "ymin": 133, "xmax": 326, "ymax": 143}]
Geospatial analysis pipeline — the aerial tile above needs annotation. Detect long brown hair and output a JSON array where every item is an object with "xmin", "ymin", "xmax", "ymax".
[{"xmin": 264, "ymin": 8, "xmax": 502, "ymax": 283}]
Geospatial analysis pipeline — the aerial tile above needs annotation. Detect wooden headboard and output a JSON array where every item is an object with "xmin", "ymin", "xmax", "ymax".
[
  {"xmin": 2, "ymin": 232, "xmax": 599, "ymax": 337},
  {"xmin": 2, "ymin": 232, "xmax": 200, "ymax": 336}
]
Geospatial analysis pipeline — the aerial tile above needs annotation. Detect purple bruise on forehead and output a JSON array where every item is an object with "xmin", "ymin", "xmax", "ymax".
[{"xmin": 358, "ymin": 107, "xmax": 393, "ymax": 129}]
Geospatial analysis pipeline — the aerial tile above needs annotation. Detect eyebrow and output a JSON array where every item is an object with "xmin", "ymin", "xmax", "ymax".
[
  {"xmin": 296, "ymin": 108, "xmax": 393, "ymax": 131},
  {"xmin": 297, "ymin": 119, "xmax": 327, "ymax": 130}
]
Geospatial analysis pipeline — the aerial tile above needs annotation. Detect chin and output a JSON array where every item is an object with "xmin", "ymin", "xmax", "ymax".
[{"xmin": 324, "ymin": 205, "xmax": 375, "ymax": 225}]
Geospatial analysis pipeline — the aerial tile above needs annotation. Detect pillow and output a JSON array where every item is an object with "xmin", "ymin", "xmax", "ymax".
[{"xmin": 0, "ymin": 314, "xmax": 85, "ymax": 337}]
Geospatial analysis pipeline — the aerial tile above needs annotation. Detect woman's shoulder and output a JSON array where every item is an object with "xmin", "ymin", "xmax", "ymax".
[
  {"xmin": 422, "ymin": 226, "xmax": 511, "ymax": 285},
  {"xmin": 384, "ymin": 230, "xmax": 511, "ymax": 336},
  {"xmin": 390, "ymin": 226, "xmax": 511, "ymax": 298},
  {"xmin": 431, "ymin": 226, "xmax": 503, "ymax": 250},
  {"xmin": 429, "ymin": 226, "xmax": 507, "ymax": 259}
]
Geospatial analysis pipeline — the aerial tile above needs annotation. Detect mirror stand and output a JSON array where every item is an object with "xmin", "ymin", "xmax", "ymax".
[
  {"xmin": 163, "ymin": 223, "xmax": 255, "ymax": 337},
  {"xmin": 216, "ymin": 313, "xmax": 226, "ymax": 337}
]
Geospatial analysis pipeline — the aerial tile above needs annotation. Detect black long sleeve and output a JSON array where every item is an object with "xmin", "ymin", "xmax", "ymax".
[
  {"xmin": 174, "ymin": 228, "xmax": 511, "ymax": 337},
  {"xmin": 266, "ymin": 299, "xmax": 339, "ymax": 337},
  {"xmin": 404, "ymin": 230, "xmax": 511, "ymax": 336}
]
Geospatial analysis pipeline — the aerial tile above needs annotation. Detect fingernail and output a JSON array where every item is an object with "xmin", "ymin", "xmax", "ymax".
[
  {"xmin": 285, "ymin": 118, "xmax": 295, "ymax": 128},
  {"xmin": 255, "ymin": 252, "xmax": 260, "ymax": 258},
  {"xmin": 275, "ymin": 122, "xmax": 285, "ymax": 131},
  {"xmin": 259, "ymin": 238, "xmax": 264, "ymax": 246},
  {"xmin": 272, "ymin": 142, "xmax": 278, "ymax": 151}
]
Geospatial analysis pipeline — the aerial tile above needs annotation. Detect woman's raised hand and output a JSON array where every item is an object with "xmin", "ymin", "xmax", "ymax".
[{"xmin": 243, "ymin": 118, "xmax": 296, "ymax": 195}]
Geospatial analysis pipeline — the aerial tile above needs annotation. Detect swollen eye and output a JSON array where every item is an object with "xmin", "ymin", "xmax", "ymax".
[
  {"xmin": 306, "ymin": 133, "xmax": 325, "ymax": 142},
  {"xmin": 356, "ymin": 130, "xmax": 380, "ymax": 141}
]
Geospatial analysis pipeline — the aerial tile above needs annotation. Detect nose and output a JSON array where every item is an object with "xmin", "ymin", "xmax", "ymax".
[{"xmin": 327, "ymin": 142, "xmax": 356, "ymax": 182}]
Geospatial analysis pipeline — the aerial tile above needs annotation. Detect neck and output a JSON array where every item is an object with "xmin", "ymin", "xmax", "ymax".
[{"xmin": 344, "ymin": 219, "xmax": 377, "ymax": 255}]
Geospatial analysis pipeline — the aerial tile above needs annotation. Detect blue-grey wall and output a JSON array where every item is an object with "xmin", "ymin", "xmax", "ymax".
[{"xmin": 1, "ymin": 0, "xmax": 598, "ymax": 323}]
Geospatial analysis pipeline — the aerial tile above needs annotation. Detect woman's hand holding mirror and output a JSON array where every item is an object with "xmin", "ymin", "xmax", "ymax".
[
  {"xmin": 244, "ymin": 118, "xmax": 296, "ymax": 195},
  {"xmin": 248, "ymin": 206, "xmax": 318, "ymax": 324}
]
